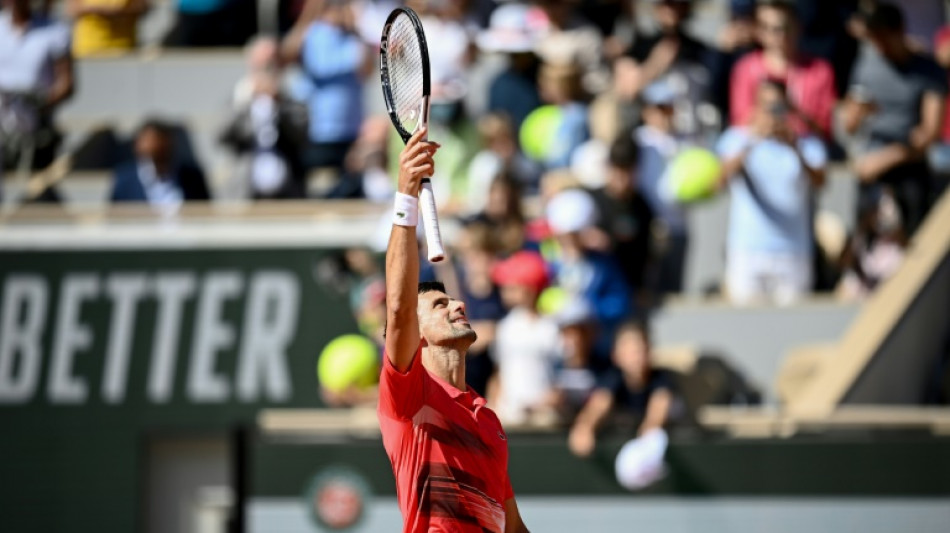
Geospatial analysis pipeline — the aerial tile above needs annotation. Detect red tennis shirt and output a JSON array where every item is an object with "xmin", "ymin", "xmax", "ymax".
[{"xmin": 378, "ymin": 346, "xmax": 513, "ymax": 533}]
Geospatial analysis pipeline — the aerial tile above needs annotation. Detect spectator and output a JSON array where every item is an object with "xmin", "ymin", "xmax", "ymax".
[
  {"xmin": 163, "ymin": 0, "xmax": 255, "ymax": 48},
  {"xmin": 68, "ymin": 0, "xmax": 148, "ymax": 57},
  {"xmin": 568, "ymin": 320, "xmax": 675, "ymax": 458},
  {"xmin": 547, "ymin": 187, "xmax": 633, "ymax": 371},
  {"xmin": 552, "ymin": 296, "xmax": 598, "ymax": 416},
  {"xmin": 793, "ymin": 0, "xmax": 861, "ymax": 96},
  {"xmin": 466, "ymin": 113, "xmax": 542, "ymax": 213},
  {"xmin": 343, "ymin": 246, "xmax": 387, "ymax": 345},
  {"xmin": 537, "ymin": 61, "xmax": 589, "ymax": 170},
  {"xmin": 843, "ymin": 2, "xmax": 947, "ymax": 236},
  {"xmin": 534, "ymin": 0, "xmax": 605, "ymax": 95},
  {"xmin": 718, "ymin": 80, "xmax": 826, "ymax": 306},
  {"xmin": 590, "ymin": 133, "xmax": 654, "ymax": 301},
  {"xmin": 712, "ymin": 0, "xmax": 758, "ymax": 118},
  {"xmin": 339, "ymin": 116, "xmax": 393, "ymax": 201},
  {"xmin": 615, "ymin": 0, "xmax": 719, "ymax": 137},
  {"xmin": 284, "ymin": 0, "xmax": 372, "ymax": 177},
  {"xmin": 220, "ymin": 37, "xmax": 308, "ymax": 200},
  {"xmin": 111, "ymin": 119, "xmax": 211, "ymax": 207},
  {"xmin": 0, "ymin": 0, "xmax": 73, "ymax": 192},
  {"xmin": 412, "ymin": 0, "xmax": 472, "ymax": 125},
  {"xmin": 489, "ymin": 251, "xmax": 562, "ymax": 426},
  {"xmin": 730, "ymin": 0, "xmax": 837, "ymax": 137},
  {"xmin": 477, "ymin": 2, "xmax": 544, "ymax": 132},
  {"xmin": 467, "ymin": 174, "xmax": 527, "ymax": 256},
  {"xmin": 635, "ymin": 81, "xmax": 689, "ymax": 296},
  {"xmin": 448, "ymin": 222, "xmax": 507, "ymax": 397},
  {"xmin": 836, "ymin": 186, "xmax": 906, "ymax": 301}
]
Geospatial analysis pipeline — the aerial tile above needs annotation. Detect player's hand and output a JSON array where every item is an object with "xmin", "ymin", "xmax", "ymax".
[{"xmin": 397, "ymin": 128, "xmax": 440, "ymax": 197}]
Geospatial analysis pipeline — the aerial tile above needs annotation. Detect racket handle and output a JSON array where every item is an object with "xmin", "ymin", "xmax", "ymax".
[{"xmin": 419, "ymin": 179, "xmax": 445, "ymax": 263}]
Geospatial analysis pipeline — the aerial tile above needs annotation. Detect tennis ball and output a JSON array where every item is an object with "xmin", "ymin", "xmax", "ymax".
[
  {"xmin": 520, "ymin": 105, "xmax": 562, "ymax": 161},
  {"xmin": 667, "ymin": 147, "xmax": 722, "ymax": 203},
  {"xmin": 537, "ymin": 286, "xmax": 568, "ymax": 316},
  {"xmin": 317, "ymin": 334, "xmax": 379, "ymax": 393}
]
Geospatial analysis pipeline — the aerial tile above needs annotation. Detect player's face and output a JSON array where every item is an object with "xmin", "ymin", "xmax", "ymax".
[{"xmin": 417, "ymin": 291, "xmax": 477, "ymax": 346}]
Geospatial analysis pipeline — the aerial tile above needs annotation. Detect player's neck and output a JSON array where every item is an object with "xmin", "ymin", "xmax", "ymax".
[{"xmin": 423, "ymin": 346, "xmax": 467, "ymax": 391}]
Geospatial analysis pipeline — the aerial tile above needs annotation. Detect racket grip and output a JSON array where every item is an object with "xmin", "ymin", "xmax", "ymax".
[{"xmin": 419, "ymin": 179, "xmax": 445, "ymax": 263}]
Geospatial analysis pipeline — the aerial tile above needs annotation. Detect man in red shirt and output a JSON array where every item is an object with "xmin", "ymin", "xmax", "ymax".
[
  {"xmin": 379, "ymin": 129, "xmax": 530, "ymax": 533},
  {"xmin": 730, "ymin": 0, "xmax": 836, "ymax": 137}
]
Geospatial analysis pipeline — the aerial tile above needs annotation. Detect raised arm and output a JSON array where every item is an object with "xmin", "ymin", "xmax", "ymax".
[{"xmin": 385, "ymin": 130, "xmax": 437, "ymax": 371}]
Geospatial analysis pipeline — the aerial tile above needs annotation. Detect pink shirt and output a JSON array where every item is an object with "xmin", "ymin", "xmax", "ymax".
[
  {"xmin": 934, "ymin": 26, "xmax": 950, "ymax": 142},
  {"xmin": 730, "ymin": 50, "xmax": 837, "ymax": 137}
]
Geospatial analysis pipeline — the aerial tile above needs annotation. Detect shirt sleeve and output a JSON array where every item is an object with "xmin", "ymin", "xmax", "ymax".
[
  {"xmin": 377, "ymin": 345, "xmax": 426, "ymax": 421},
  {"xmin": 798, "ymin": 136, "xmax": 828, "ymax": 170},
  {"xmin": 715, "ymin": 127, "xmax": 750, "ymax": 159},
  {"xmin": 50, "ymin": 22, "xmax": 72, "ymax": 59}
]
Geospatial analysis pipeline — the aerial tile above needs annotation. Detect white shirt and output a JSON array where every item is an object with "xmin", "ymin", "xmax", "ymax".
[
  {"xmin": 491, "ymin": 307, "xmax": 562, "ymax": 425},
  {"xmin": 137, "ymin": 160, "xmax": 183, "ymax": 208},
  {"xmin": 0, "ymin": 13, "xmax": 70, "ymax": 93}
]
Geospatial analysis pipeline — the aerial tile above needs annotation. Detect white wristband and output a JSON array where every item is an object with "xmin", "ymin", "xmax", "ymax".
[{"xmin": 393, "ymin": 192, "xmax": 419, "ymax": 226}]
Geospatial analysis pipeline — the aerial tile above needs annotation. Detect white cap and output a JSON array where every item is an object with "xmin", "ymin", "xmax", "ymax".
[
  {"xmin": 614, "ymin": 428, "xmax": 669, "ymax": 490},
  {"xmin": 476, "ymin": 3, "xmax": 545, "ymax": 53},
  {"xmin": 570, "ymin": 140, "xmax": 608, "ymax": 189},
  {"xmin": 546, "ymin": 188, "xmax": 598, "ymax": 235}
]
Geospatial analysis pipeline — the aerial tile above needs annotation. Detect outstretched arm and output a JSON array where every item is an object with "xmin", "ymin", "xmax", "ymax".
[{"xmin": 385, "ymin": 130, "xmax": 437, "ymax": 371}]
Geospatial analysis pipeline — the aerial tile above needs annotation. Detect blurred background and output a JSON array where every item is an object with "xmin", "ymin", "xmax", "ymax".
[{"xmin": 1, "ymin": 0, "xmax": 950, "ymax": 531}]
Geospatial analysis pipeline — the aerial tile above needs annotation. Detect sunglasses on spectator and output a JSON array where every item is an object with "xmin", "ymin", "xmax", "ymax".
[{"xmin": 759, "ymin": 22, "xmax": 790, "ymax": 35}]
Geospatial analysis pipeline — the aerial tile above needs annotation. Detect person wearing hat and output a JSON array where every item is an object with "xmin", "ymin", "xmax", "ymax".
[
  {"xmin": 635, "ymin": 80, "xmax": 690, "ymax": 297},
  {"xmin": 479, "ymin": 3, "xmax": 544, "ymax": 132},
  {"xmin": 489, "ymin": 251, "xmax": 563, "ymax": 426},
  {"xmin": 547, "ymin": 187, "xmax": 633, "ymax": 371}
]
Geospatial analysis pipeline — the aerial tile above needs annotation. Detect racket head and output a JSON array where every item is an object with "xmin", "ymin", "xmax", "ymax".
[{"xmin": 380, "ymin": 7, "xmax": 432, "ymax": 144}]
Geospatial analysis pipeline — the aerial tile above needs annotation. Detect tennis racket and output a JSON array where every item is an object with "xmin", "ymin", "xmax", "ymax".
[{"xmin": 380, "ymin": 7, "xmax": 445, "ymax": 263}]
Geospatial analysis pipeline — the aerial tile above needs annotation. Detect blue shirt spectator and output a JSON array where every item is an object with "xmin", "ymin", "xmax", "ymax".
[
  {"xmin": 717, "ymin": 127, "xmax": 826, "ymax": 256},
  {"xmin": 298, "ymin": 20, "xmax": 365, "ymax": 145}
]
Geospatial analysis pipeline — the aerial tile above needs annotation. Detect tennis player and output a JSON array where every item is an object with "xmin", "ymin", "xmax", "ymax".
[{"xmin": 378, "ymin": 129, "xmax": 530, "ymax": 533}]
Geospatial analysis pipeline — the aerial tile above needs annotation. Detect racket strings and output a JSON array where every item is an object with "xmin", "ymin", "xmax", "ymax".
[{"xmin": 385, "ymin": 15, "xmax": 424, "ymax": 133}]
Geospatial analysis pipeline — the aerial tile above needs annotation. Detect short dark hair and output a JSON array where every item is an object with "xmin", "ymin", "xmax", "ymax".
[
  {"xmin": 608, "ymin": 132, "xmax": 640, "ymax": 170},
  {"xmin": 864, "ymin": 2, "xmax": 904, "ymax": 34},
  {"xmin": 615, "ymin": 319, "xmax": 651, "ymax": 347},
  {"xmin": 383, "ymin": 281, "xmax": 448, "ymax": 339},
  {"xmin": 418, "ymin": 281, "xmax": 446, "ymax": 295},
  {"xmin": 756, "ymin": 0, "xmax": 798, "ymax": 20},
  {"xmin": 136, "ymin": 117, "xmax": 174, "ymax": 139}
]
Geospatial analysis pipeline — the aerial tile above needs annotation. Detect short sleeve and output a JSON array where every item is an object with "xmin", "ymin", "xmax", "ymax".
[
  {"xmin": 647, "ymin": 369, "xmax": 676, "ymax": 395},
  {"xmin": 48, "ymin": 22, "xmax": 72, "ymax": 59},
  {"xmin": 921, "ymin": 58, "xmax": 949, "ymax": 96},
  {"xmin": 715, "ymin": 127, "xmax": 751, "ymax": 159},
  {"xmin": 798, "ymin": 136, "xmax": 828, "ymax": 170},
  {"xmin": 377, "ymin": 345, "xmax": 425, "ymax": 420}
]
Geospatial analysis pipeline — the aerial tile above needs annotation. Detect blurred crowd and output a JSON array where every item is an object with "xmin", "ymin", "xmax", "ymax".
[{"xmin": 2, "ymin": 0, "xmax": 950, "ymax": 450}]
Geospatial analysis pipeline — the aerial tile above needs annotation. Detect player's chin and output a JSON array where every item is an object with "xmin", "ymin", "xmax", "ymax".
[{"xmin": 451, "ymin": 326, "xmax": 478, "ymax": 342}]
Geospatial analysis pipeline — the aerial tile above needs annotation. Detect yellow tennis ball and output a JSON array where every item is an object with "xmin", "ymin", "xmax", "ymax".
[
  {"xmin": 317, "ymin": 334, "xmax": 379, "ymax": 393},
  {"xmin": 537, "ymin": 286, "xmax": 568, "ymax": 316},
  {"xmin": 667, "ymin": 147, "xmax": 722, "ymax": 203},
  {"xmin": 520, "ymin": 105, "xmax": 563, "ymax": 161}
]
